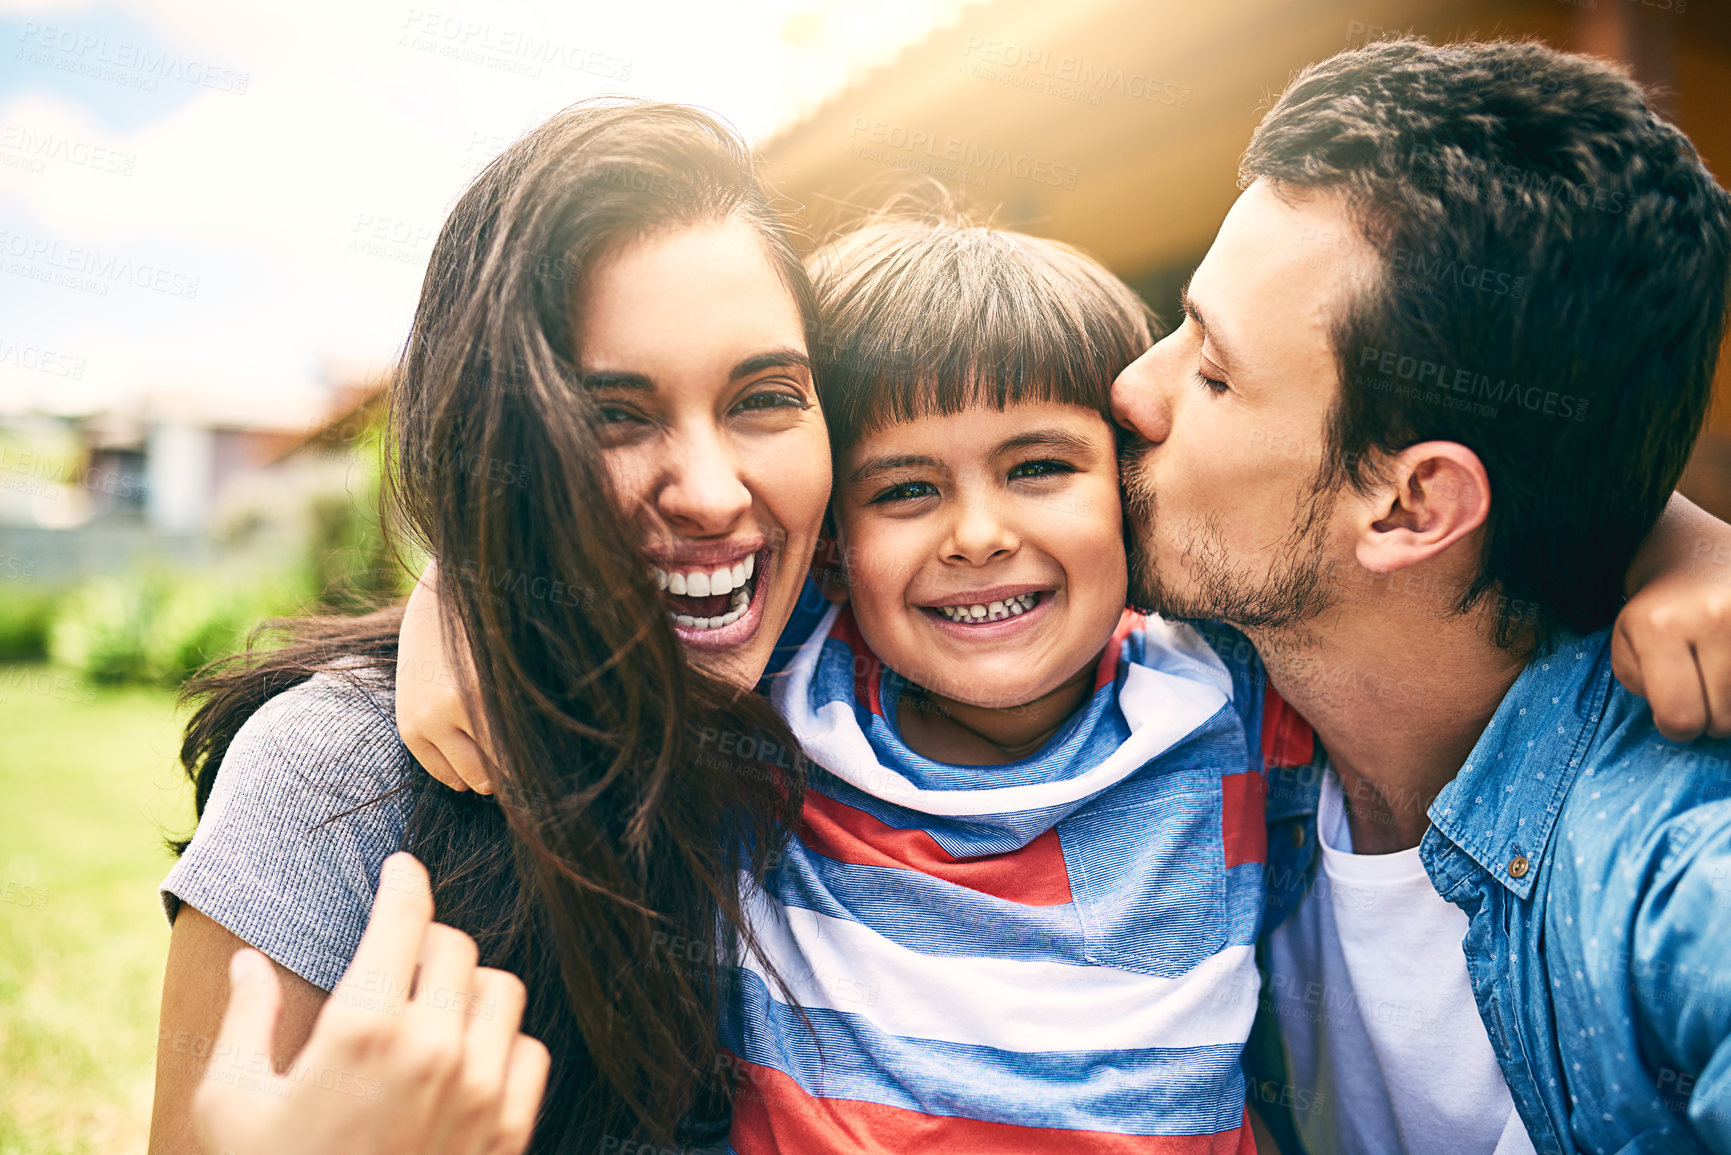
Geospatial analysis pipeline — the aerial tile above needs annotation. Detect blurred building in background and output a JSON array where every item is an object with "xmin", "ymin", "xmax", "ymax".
[
  {"xmin": 0, "ymin": 380, "xmax": 381, "ymax": 584},
  {"xmin": 761, "ymin": 0, "xmax": 1731, "ymax": 512},
  {"xmin": 0, "ymin": 376, "xmax": 393, "ymax": 685}
]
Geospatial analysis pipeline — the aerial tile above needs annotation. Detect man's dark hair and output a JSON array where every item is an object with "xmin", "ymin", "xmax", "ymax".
[{"xmin": 1242, "ymin": 37, "xmax": 1731, "ymax": 649}]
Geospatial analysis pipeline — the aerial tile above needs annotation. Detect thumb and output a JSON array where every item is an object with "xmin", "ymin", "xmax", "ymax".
[
  {"xmin": 1609, "ymin": 620, "xmax": 1646, "ymax": 697},
  {"xmin": 211, "ymin": 947, "xmax": 284, "ymax": 1079}
]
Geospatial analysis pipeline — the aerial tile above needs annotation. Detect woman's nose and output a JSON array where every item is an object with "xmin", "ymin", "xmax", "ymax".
[{"xmin": 656, "ymin": 430, "xmax": 751, "ymax": 535}]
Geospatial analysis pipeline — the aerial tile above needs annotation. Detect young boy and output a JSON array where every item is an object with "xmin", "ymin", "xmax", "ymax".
[{"xmin": 718, "ymin": 215, "xmax": 1263, "ymax": 1153}]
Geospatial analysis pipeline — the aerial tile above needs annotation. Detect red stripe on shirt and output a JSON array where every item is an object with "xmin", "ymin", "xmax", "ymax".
[
  {"xmin": 1094, "ymin": 609, "xmax": 1147, "ymax": 690},
  {"xmin": 798, "ymin": 790, "xmax": 1073, "ymax": 906},
  {"xmin": 730, "ymin": 1060, "xmax": 1255, "ymax": 1155},
  {"xmin": 1260, "ymin": 684, "xmax": 1314, "ymax": 769},
  {"xmin": 1221, "ymin": 771, "xmax": 1267, "ymax": 868},
  {"xmin": 828, "ymin": 609, "xmax": 885, "ymax": 716}
]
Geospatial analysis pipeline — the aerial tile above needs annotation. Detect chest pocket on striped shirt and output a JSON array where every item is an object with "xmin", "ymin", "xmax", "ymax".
[{"xmin": 1059, "ymin": 765, "xmax": 1228, "ymax": 978}]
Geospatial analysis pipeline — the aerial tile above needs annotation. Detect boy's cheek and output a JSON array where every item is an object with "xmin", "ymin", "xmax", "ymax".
[{"xmin": 830, "ymin": 517, "xmax": 906, "ymax": 594}]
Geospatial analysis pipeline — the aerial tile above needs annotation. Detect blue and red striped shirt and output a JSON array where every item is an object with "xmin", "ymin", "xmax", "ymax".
[{"xmin": 721, "ymin": 604, "xmax": 1267, "ymax": 1153}]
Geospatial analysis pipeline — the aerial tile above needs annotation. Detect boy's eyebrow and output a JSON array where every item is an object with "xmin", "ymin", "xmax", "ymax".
[
  {"xmin": 848, "ymin": 453, "xmax": 947, "ymax": 485},
  {"xmin": 993, "ymin": 428, "xmax": 1097, "ymax": 457},
  {"xmin": 1178, "ymin": 276, "xmax": 1236, "ymax": 367},
  {"xmin": 579, "ymin": 348, "xmax": 811, "ymax": 392}
]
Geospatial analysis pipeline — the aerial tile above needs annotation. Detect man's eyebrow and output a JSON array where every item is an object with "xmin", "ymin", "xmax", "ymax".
[
  {"xmin": 1178, "ymin": 277, "xmax": 1236, "ymax": 366},
  {"xmin": 993, "ymin": 428, "xmax": 1097, "ymax": 456},
  {"xmin": 731, "ymin": 348, "xmax": 810, "ymax": 381},
  {"xmin": 579, "ymin": 348, "xmax": 811, "ymax": 392},
  {"xmin": 848, "ymin": 453, "xmax": 946, "ymax": 485}
]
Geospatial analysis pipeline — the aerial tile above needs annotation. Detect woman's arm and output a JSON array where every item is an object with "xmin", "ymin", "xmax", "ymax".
[
  {"xmin": 155, "ymin": 661, "xmax": 506, "ymax": 1149},
  {"xmin": 173, "ymin": 853, "xmax": 547, "ymax": 1155},
  {"xmin": 149, "ymin": 906, "xmax": 328, "ymax": 1153}
]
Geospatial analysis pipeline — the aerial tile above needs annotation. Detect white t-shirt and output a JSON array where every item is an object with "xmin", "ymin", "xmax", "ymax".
[{"xmin": 1266, "ymin": 768, "xmax": 1539, "ymax": 1155}]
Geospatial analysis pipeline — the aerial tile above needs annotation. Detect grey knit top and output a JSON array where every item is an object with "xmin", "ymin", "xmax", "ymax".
[
  {"xmin": 159, "ymin": 666, "xmax": 736, "ymax": 1153},
  {"xmin": 160, "ymin": 670, "xmax": 415, "ymax": 992}
]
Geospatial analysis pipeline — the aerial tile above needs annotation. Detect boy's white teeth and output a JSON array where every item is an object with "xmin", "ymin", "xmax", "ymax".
[
  {"xmin": 654, "ymin": 556, "xmax": 757, "ymax": 601},
  {"xmin": 673, "ymin": 589, "xmax": 751, "ymax": 631},
  {"xmin": 935, "ymin": 592, "xmax": 1041, "ymax": 623}
]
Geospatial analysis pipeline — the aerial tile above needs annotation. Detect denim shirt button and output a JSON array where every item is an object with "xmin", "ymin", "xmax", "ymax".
[
  {"xmin": 1509, "ymin": 854, "xmax": 1531, "ymax": 879},
  {"xmin": 1291, "ymin": 824, "xmax": 1307, "ymax": 849}
]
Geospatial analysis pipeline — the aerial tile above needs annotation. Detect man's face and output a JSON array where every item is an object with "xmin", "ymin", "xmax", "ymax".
[{"xmin": 1111, "ymin": 179, "xmax": 1375, "ymax": 631}]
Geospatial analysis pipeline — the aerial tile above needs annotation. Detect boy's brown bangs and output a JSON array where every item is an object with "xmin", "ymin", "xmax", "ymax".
[{"xmin": 809, "ymin": 218, "xmax": 1160, "ymax": 452}]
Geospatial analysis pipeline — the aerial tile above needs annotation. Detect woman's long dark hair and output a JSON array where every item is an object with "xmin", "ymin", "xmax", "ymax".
[{"xmin": 177, "ymin": 100, "xmax": 814, "ymax": 1149}]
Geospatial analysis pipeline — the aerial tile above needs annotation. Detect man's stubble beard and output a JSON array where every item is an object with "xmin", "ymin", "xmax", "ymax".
[{"xmin": 1120, "ymin": 444, "xmax": 1342, "ymax": 635}]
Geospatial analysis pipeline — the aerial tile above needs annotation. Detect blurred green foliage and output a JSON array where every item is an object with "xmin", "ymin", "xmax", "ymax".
[
  {"xmin": 307, "ymin": 422, "xmax": 408, "ymax": 614},
  {"xmin": 0, "ymin": 588, "xmax": 57, "ymax": 662},
  {"xmin": 47, "ymin": 569, "xmax": 314, "ymax": 686}
]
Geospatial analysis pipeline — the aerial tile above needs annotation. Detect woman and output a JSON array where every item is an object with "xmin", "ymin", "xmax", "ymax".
[{"xmin": 151, "ymin": 99, "xmax": 832, "ymax": 1153}]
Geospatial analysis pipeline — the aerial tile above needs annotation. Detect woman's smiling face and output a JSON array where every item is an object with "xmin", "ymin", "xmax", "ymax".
[{"xmin": 575, "ymin": 218, "xmax": 832, "ymax": 687}]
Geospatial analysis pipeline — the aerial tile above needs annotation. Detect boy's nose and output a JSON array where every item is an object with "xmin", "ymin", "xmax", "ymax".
[{"xmin": 945, "ymin": 495, "xmax": 1018, "ymax": 566}]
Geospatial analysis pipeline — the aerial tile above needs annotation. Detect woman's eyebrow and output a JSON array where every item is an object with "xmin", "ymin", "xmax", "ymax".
[
  {"xmin": 580, "ymin": 370, "xmax": 652, "ymax": 391},
  {"xmin": 579, "ymin": 348, "xmax": 810, "ymax": 392},
  {"xmin": 731, "ymin": 348, "xmax": 811, "ymax": 380},
  {"xmin": 848, "ymin": 453, "xmax": 945, "ymax": 485}
]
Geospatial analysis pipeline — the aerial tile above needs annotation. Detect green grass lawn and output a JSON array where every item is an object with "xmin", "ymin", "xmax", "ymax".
[{"xmin": 0, "ymin": 667, "xmax": 189, "ymax": 1155}]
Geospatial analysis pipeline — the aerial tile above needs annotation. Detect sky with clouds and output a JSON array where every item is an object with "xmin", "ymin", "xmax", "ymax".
[{"xmin": 0, "ymin": 0, "xmax": 967, "ymax": 425}]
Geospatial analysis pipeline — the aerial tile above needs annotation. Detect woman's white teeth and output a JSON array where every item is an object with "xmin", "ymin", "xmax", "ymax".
[
  {"xmin": 673, "ymin": 589, "xmax": 750, "ymax": 631},
  {"xmin": 653, "ymin": 557, "xmax": 756, "ymax": 600},
  {"xmin": 653, "ymin": 554, "xmax": 759, "ymax": 631},
  {"xmin": 936, "ymin": 593, "xmax": 1041, "ymax": 623}
]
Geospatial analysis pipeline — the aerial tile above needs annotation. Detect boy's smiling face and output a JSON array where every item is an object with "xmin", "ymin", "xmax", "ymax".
[{"xmin": 834, "ymin": 401, "xmax": 1128, "ymax": 711}]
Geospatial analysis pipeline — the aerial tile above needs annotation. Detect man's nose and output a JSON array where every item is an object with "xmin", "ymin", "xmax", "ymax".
[{"xmin": 1110, "ymin": 343, "xmax": 1173, "ymax": 445}]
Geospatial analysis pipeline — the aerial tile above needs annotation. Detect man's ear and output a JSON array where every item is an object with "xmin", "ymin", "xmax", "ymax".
[{"xmin": 1353, "ymin": 441, "xmax": 1490, "ymax": 575}]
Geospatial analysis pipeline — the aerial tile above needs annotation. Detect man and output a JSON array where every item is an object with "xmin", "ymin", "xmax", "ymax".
[{"xmin": 1111, "ymin": 37, "xmax": 1731, "ymax": 1154}]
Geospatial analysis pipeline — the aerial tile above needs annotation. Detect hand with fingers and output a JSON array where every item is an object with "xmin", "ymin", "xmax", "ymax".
[
  {"xmin": 1614, "ymin": 493, "xmax": 1731, "ymax": 742},
  {"xmin": 397, "ymin": 563, "xmax": 500, "ymax": 794},
  {"xmin": 192, "ymin": 853, "xmax": 548, "ymax": 1155},
  {"xmin": 1613, "ymin": 567, "xmax": 1731, "ymax": 743}
]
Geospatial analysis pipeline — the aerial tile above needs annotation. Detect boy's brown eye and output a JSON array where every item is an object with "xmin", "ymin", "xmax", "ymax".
[
  {"xmin": 870, "ymin": 480, "xmax": 939, "ymax": 504},
  {"xmin": 1008, "ymin": 459, "xmax": 1073, "ymax": 480}
]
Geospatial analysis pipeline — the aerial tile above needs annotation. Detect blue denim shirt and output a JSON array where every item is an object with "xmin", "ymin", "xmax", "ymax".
[{"xmin": 1216, "ymin": 625, "xmax": 1731, "ymax": 1154}]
